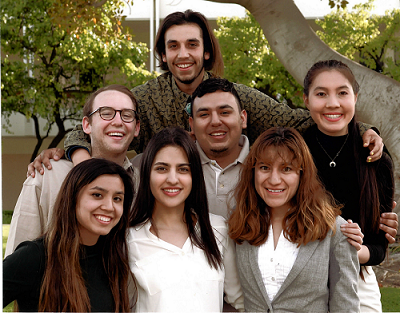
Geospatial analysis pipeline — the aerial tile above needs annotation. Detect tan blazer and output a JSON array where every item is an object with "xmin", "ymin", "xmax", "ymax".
[{"xmin": 236, "ymin": 216, "xmax": 360, "ymax": 313}]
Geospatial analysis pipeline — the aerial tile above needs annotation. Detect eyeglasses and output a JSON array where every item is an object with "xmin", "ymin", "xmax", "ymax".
[{"xmin": 88, "ymin": 106, "xmax": 138, "ymax": 123}]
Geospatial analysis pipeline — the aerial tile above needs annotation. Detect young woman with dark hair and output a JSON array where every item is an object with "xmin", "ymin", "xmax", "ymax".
[
  {"xmin": 128, "ymin": 126, "xmax": 243, "ymax": 312},
  {"xmin": 302, "ymin": 59, "xmax": 394, "ymax": 312},
  {"xmin": 229, "ymin": 127, "xmax": 359, "ymax": 312},
  {"xmin": 3, "ymin": 158, "xmax": 135, "ymax": 312}
]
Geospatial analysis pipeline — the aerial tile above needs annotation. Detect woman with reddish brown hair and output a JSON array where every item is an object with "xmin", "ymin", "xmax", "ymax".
[{"xmin": 229, "ymin": 127, "xmax": 359, "ymax": 312}]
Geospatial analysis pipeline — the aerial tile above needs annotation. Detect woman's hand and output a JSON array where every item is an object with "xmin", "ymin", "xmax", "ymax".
[{"xmin": 340, "ymin": 219, "xmax": 364, "ymax": 251}]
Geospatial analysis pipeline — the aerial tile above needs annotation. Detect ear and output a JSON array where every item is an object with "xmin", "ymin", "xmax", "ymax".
[
  {"xmin": 303, "ymin": 94, "xmax": 309, "ymax": 109},
  {"xmin": 82, "ymin": 116, "xmax": 91, "ymax": 135},
  {"xmin": 188, "ymin": 117, "xmax": 195, "ymax": 136},
  {"xmin": 204, "ymin": 51, "xmax": 210, "ymax": 60},
  {"xmin": 133, "ymin": 120, "xmax": 140, "ymax": 137},
  {"xmin": 240, "ymin": 110, "xmax": 248, "ymax": 130},
  {"xmin": 354, "ymin": 93, "xmax": 358, "ymax": 105},
  {"xmin": 162, "ymin": 53, "xmax": 167, "ymax": 63}
]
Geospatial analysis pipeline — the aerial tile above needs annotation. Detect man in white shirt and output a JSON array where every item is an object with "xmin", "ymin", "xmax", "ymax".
[
  {"xmin": 5, "ymin": 85, "xmax": 140, "ymax": 257},
  {"xmin": 188, "ymin": 78, "xmax": 249, "ymax": 219}
]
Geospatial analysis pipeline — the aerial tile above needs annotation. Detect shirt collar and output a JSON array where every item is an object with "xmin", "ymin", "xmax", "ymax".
[
  {"xmin": 196, "ymin": 134, "xmax": 250, "ymax": 166},
  {"xmin": 170, "ymin": 71, "xmax": 213, "ymax": 106}
]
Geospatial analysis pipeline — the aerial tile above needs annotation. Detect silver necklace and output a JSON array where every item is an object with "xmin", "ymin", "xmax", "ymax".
[{"xmin": 315, "ymin": 133, "xmax": 349, "ymax": 168}]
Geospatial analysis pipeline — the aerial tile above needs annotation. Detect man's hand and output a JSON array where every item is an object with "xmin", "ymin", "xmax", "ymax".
[
  {"xmin": 380, "ymin": 202, "xmax": 398, "ymax": 244},
  {"xmin": 362, "ymin": 129, "xmax": 383, "ymax": 162},
  {"xmin": 27, "ymin": 148, "xmax": 65, "ymax": 178}
]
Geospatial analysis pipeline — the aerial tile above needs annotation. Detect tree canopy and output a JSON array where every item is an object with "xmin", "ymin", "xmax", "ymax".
[
  {"xmin": 215, "ymin": 1, "xmax": 400, "ymax": 107},
  {"xmin": 316, "ymin": 0, "xmax": 400, "ymax": 81},
  {"xmin": 1, "ymin": 0, "xmax": 156, "ymax": 161}
]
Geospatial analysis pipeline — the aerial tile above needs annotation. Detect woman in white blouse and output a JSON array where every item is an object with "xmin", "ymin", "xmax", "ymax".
[
  {"xmin": 128, "ymin": 127, "xmax": 244, "ymax": 312},
  {"xmin": 228, "ymin": 127, "xmax": 359, "ymax": 312}
]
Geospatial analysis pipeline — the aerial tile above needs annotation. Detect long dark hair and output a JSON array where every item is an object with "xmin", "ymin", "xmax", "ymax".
[
  {"xmin": 303, "ymin": 59, "xmax": 394, "ymax": 235},
  {"xmin": 39, "ymin": 158, "xmax": 135, "ymax": 312},
  {"xmin": 129, "ymin": 127, "xmax": 223, "ymax": 269},
  {"xmin": 229, "ymin": 127, "xmax": 341, "ymax": 246},
  {"xmin": 155, "ymin": 10, "xmax": 224, "ymax": 77}
]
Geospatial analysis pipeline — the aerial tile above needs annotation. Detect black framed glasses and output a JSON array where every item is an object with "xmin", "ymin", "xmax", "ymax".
[{"xmin": 88, "ymin": 106, "xmax": 138, "ymax": 123}]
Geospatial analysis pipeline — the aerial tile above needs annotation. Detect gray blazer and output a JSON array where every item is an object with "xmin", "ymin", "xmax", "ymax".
[{"xmin": 236, "ymin": 216, "xmax": 360, "ymax": 313}]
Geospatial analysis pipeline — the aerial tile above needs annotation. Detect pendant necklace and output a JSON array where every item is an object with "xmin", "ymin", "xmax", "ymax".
[{"xmin": 316, "ymin": 133, "xmax": 349, "ymax": 168}]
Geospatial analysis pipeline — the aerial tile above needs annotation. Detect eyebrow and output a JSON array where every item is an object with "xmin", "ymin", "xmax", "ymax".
[
  {"xmin": 314, "ymin": 85, "xmax": 350, "ymax": 90},
  {"xmin": 89, "ymin": 186, "xmax": 124, "ymax": 195},
  {"xmin": 153, "ymin": 162, "xmax": 191, "ymax": 167},
  {"xmin": 195, "ymin": 104, "xmax": 235, "ymax": 114},
  {"xmin": 166, "ymin": 38, "xmax": 201, "ymax": 45}
]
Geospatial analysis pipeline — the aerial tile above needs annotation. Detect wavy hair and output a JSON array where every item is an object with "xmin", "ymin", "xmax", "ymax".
[
  {"xmin": 129, "ymin": 127, "xmax": 223, "ymax": 269},
  {"xmin": 229, "ymin": 127, "xmax": 341, "ymax": 246},
  {"xmin": 155, "ymin": 10, "xmax": 224, "ymax": 77},
  {"xmin": 39, "ymin": 158, "xmax": 135, "ymax": 312}
]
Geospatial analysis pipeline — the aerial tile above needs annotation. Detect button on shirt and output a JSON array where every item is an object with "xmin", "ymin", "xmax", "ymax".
[
  {"xmin": 127, "ymin": 213, "xmax": 244, "ymax": 312},
  {"xmin": 258, "ymin": 225, "xmax": 299, "ymax": 301},
  {"xmin": 197, "ymin": 135, "xmax": 250, "ymax": 219}
]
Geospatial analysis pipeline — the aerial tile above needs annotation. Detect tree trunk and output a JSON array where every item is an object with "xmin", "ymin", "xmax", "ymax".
[
  {"xmin": 208, "ymin": 0, "xmax": 400, "ymax": 208},
  {"xmin": 31, "ymin": 115, "xmax": 47, "ymax": 162}
]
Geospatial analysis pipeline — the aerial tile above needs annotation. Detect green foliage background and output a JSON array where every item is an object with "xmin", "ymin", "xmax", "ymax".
[
  {"xmin": 215, "ymin": 0, "xmax": 400, "ymax": 108},
  {"xmin": 1, "ymin": 0, "xmax": 156, "ymax": 160}
]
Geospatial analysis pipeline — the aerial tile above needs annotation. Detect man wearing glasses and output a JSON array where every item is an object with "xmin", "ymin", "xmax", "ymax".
[{"xmin": 5, "ymin": 85, "xmax": 140, "ymax": 257}]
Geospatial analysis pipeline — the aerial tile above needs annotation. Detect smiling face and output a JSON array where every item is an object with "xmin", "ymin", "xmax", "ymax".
[
  {"xmin": 162, "ymin": 23, "xmax": 210, "ymax": 92},
  {"xmin": 82, "ymin": 90, "xmax": 140, "ymax": 164},
  {"xmin": 189, "ymin": 90, "xmax": 247, "ymax": 167},
  {"xmin": 254, "ymin": 147, "xmax": 300, "ymax": 214},
  {"xmin": 76, "ymin": 174, "xmax": 125, "ymax": 246},
  {"xmin": 150, "ymin": 145, "xmax": 192, "ymax": 212},
  {"xmin": 304, "ymin": 70, "xmax": 357, "ymax": 136}
]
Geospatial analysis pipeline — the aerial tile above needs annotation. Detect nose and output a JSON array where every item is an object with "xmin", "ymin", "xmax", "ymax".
[
  {"xmin": 210, "ymin": 111, "xmax": 222, "ymax": 126},
  {"xmin": 268, "ymin": 169, "xmax": 282, "ymax": 185},
  {"xmin": 111, "ymin": 111, "xmax": 123, "ymax": 125},
  {"xmin": 178, "ymin": 46, "xmax": 189, "ymax": 58},
  {"xmin": 101, "ymin": 196, "xmax": 115, "ymax": 212},
  {"xmin": 166, "ymin": 169, "xmax": 179, "ymax": 184},
  {"xmin": 326, "ymin": 95, "xmax": 340, "ymax": 108}
]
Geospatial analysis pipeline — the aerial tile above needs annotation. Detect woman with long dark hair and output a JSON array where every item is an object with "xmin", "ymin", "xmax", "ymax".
[
  {"xmin": 128, "ymin": 126, "xmax": 243, "ymax": 312},
  {"xmin": 229, "ymin": 127, "xmax": 359, "ymax": 312},
  {"xmin": 303, "ymin": 59, "xmax": 394, "ymax": 312},
  {"xmin": 3, "ymin": 158, "xmax": 135, "ymax": 312}
]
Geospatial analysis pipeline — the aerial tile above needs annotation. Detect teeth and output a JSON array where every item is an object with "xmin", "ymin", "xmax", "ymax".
[
  {"xmin": 108, "ymin": 132, "xmax": 123, "ymax": 137},
  {"xmin": 325, "ymin": 114, "xmax": 341, "ymax": 119},
  {"xmin": 176, "ymin": 64, "xmax": 192, "ymax": 68},
  {"xmin": 164, "ymin": 189, "xmax": 180, "ymax": 193},
  {"xmin": 211, "ymin": 132, "xmax": 225, "ymax": 136},
  {"xmin": 268, "ymin": 189, "xmax": 283, "ymax": 193},
  {"xmin": 95, "ymin": 215, "xmax": 111, "ymax": 222}
]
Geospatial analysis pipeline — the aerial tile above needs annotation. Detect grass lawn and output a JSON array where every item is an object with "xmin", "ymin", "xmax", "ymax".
[{"xmin": 2, "ymin": 212, "xmax": 400, "ymax": 311}]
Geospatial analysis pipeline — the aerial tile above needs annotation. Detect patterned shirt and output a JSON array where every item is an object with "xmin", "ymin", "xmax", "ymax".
[{"xmin": 64, "ymin": 71, "xmax": 314, "ymax": 155}]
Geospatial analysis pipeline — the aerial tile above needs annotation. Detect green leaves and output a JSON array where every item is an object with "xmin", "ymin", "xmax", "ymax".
[
  {"xmin": 316, "ymin": 0, "xmax": 400, "ymax": 81},
  {"xmin": 215, "ymin": 11, "xmax": 304, "ymax": 107},
  {"xmin": 1, "ymin": 0, "xmax": 155, "ymax": 159}
]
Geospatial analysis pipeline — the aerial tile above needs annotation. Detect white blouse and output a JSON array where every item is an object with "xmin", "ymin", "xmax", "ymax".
[
  {"xmin": 127, "ymin": 213, "xmax": 244, "ymax": 312},
  {"xmin": 258, "ymin": 225, "xmax": 299, "ymax": 301}
]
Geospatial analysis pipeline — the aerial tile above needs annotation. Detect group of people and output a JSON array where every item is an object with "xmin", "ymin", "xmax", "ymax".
[{"xmin": 4, "ymin": 9, "xmax": 398, "ymax": 313}]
